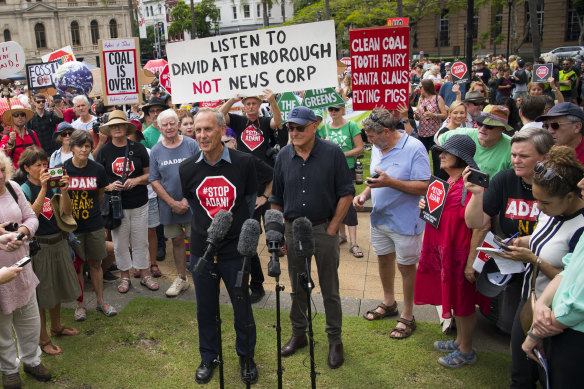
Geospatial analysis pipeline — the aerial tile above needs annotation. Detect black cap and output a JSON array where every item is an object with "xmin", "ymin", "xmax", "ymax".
[
  {"xmin": 535, "ymin": 102, "xmax": 584, "ymax": 122},
  {"xmin": 476, "ymin": 259, "xmax": 512, "ymax": 298},
  {"xmin": 52, "ymin": 94, "xmax": 63, "ymax": 102}
]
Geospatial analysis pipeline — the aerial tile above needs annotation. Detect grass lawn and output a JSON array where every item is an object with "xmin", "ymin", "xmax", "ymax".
[
  {"xmin": 355, "ymin": 148, "xmax": 371, "ymax": 196},
  {"xmin": 24, "ymin": 297, "xmax": 511, "ymax": 388}
]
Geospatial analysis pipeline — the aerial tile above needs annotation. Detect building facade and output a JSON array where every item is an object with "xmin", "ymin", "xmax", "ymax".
[{"xmin": 0, "ymin": 0, "xmax": 133, "ymax": 66}]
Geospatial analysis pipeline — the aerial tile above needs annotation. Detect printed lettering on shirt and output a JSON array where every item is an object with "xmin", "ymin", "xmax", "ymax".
[
  {"xmin": 160, "ymin": 157, "xmax": 187, "ymax": 167},
  {"xmin": 196, "ymin": 176, "xmax": 237, "ymax": 219},
  {"xmin": 111, "ymin": 157, "xmax": 135, "ymax": 179},
  {"xmin": 40, "ymin": 198, "xmax": 53, "ymax": 220},
  {"xmin": 240, "ymin": 125, "xmax": 263, "ymax": 151},
  {"xmin": 69, "ymin": 176, "xmax": 97, "ymax": 220},
  {"xmin": 505, "ymin": 199, "xmax": 539, "ymax": 221},
  {"xmin": 69, "ymin": 177, "xmax": 98, "ymax": 190}
]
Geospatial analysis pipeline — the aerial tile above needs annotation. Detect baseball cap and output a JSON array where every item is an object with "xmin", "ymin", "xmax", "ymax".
[
  {"xmin": 476, "ymin": 259, "xmax": 512, "ymax": 298},
  {"xmin": 535, "ymin": 102, "xmax": 584, "ymax": 122},
  {"xmin": 286, "ymin": 106, "xmax": 317, "ymax": 125}
]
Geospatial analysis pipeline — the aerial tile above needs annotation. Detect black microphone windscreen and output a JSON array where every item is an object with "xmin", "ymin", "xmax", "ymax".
[
  {"xmin": 237, "ymin": 219, "xmax": 261, "ymax": 257},
  {"xmin": 264, "ymin": 209, "xmax": 284, "ymax": 234},
  {"xmin": 293, "ymin": 217, "xmax": 314, "ymax": 257},
  {"xmin": 207, "ymin": 210, "xmax": 233, "ymax": 243}
]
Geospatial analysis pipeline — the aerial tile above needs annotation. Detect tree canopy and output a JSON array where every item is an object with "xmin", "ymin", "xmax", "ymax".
[{"xmin": 168, "ymin": 0, "xmax": 220, "ymax": 39}]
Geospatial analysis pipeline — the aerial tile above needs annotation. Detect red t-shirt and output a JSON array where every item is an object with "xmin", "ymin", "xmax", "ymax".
[
  {"xmin": 0, "ymin": 128, "xmax": 41, "ymax": 169},
  {"xmin": 575, "ymin": 137, "xmax": 584, "ymax": 166}
]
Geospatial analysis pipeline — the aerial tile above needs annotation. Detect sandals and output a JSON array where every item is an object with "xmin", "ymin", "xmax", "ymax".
[
  {"xmin": 150, "ymin": 264, "xmax": 162, "ymax": 278},
  {"xmin": 118, "ymin": 278, "xmax": 132, "ymax": 294},
  {"xmin": 50, "ymin": 327, "xmax": 79, "ymax": 337},
  {"xmin": 96, "ymin": 302, "xmax": 118, "ymax": 317},
  {"xmin": 133, "ymin": 269, "xmax": 141, "ymax": 278},
  {"xmin": 438, "ymin": 349, "xmax": 477, "ymax": 368},
  {"xmin": 140, "ymin": 275, "xmax": 159, "ymax": 291},
  {"xmin": 390, "ymin": 316, "xmax": 416, "ymax": 339},
  {"xmin": 338, "ymin": 235, "xmax": 348, "ymax": 245},
  {"xmin": 74, "ymin": 305, "xmax": 87, "ymax": 322},
  {"xmin": 40, "ymin": 340, "xmax": 62, "ymax": 355},
  {"xmin": 349, "ymin": 244, "xmax": 364, "ymax": 258},
  {"xmin": 363, "ymin": 301, "xmax": 398, "ymax": 321},
  {"xmin": 434, "ymin": 340, "xmax": 459, "ymax": 353}
]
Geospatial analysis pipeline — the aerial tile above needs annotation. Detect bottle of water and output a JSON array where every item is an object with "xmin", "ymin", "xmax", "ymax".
[{"xmin": 355, "ymin": 161, "xmax": 363, "ymax": 185}]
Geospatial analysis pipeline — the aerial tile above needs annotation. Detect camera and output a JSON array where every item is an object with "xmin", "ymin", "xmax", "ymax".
[
  {"xmin": 29, "ymin": 239, "xmax": 41, "ymax": 257},
  {"xmin": 266, "ymin": 145, "xmax": 280, "ymax": 161},
  {"xmin": 4, "ymin": 222, "xmax": 18, "ymax": 232},
  {"xmin": 92, "ymin": 112, "xmax": 111, "ymax": 133},
  {"xmin": 110, "ymin": 194, "xmax": 124, "ymax": 219}
]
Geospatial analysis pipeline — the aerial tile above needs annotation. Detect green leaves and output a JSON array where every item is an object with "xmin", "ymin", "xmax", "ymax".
[{"xmin": 169, "ymin": 0, "xmax": 220, "ymax": 39}]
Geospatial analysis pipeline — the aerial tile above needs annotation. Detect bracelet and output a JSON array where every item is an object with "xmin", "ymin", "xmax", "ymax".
[
  {"xmin": 260, "ymin": 194, "xmax": 269, "ymax": 200},
  {"xmin": 536, "ymin": 256, "xmax": 543, "ymax": 266},
  {"xmin": 527, "ymin": 330, "xmax": 543, "ymax": 341}
]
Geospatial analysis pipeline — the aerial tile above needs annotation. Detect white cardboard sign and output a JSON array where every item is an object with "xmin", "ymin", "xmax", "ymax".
[
  {"xmin": 166, "ymin": 21, "xmax": 338, "ymax": 103},
  {"xmin": 0, "ymin": 41, "xmax": 25, "ymax": 79},
  {"xmin": 99, "ymin": 38, "xmax": 142, "ymax": 105}
]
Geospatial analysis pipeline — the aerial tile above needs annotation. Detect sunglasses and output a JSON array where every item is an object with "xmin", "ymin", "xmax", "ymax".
[
  {"xmin": 328, "ymin": 107, "xmax": 341, "ymax": 112},
  {"xmin": 369, "ymin": 112, "xmax": 381, "ymax": 123},
  {"xmin": 12, "ymin": 113, "xmax": 26, "ymax": 118},
  {"xmin": 480, "ymin": 124, "xmax": 500, "ymax": 130},
  {"xmin": 534, "ymin": 161, "xmax": 565, "ymax": 182},
  {"xmin": 543, "ymin": 122, "xmax": 570, "ymax": 130},
  {"xmin": 288, "ymin": 123, "xmax": 311, "ymax": 132},
  {"xmin": 468, "ymin": 102, "xmax": 485, "ymax": 106},
  {"xmin": 61, "ymin": 131, "xmax": 73, "ymax": 137},
  {"xmin": 36, "ymin": 100, "xmax": 46, "ymax": 104}
]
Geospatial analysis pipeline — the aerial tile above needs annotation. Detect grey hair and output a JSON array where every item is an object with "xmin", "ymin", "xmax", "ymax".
[
  {"xmin": 195, "ymin": 107, "xmax": 226, "ymax": 127},
  {"xmin": 511, "ymin": 126, "xmax": 554, "ymax": 155},
  {"xmin": 69, "ymin": 129, "xmax": 94, "ymax": 149},
  {"xmin": 362, "ymin": 107, "xmax": 397, "ymax": 134},
  {"xmin": 566, "ymin": 114, "xmax": 584, "ymax": 135},
  {"xmin": 157, "ymin": 109, "xmax": 179, "ymax": 127},
  {"xmin": 72, "ymin": 95, "xmax": 89, "ymax": 106},
  {"xmin": 0, "ymin": 152, "xmax": 13, "ymax": 180}
]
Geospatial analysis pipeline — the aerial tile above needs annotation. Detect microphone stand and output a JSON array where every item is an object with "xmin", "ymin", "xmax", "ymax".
[
  {"xmin": 267, "ymin": 248, "xmax": 284, "ymax": 389},
  {"xmin": 211, "ymin": 257, "xmax": 225, "ymax": 389},
  {"xmin": 235, "ymin": 256, "xmax": 252, "ymax": 389},
  {"xmin": 299, "ymin": 257, "xmax": 317, "ymax": 389}
]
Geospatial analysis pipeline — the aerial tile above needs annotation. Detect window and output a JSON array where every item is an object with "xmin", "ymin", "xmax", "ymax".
[
  {"xmin": 437, "ymin": 10, "xmax": 449, "ymax": 47},
  {"xmin": 472, "ymin": 14, "xmax": 479, "ymax": 39},
  {"xmin": 567, "ymin": 0, "xmax": 581, "ymax": 41},
  {"xmin": 109, "ymin": 19, "xmax": 118, "ymax": 38},
  {"xmin": 90, "ymin": 20, "xmax": 99, "ymax": 45},
  {"xmin": 525, "ymin": 0, "xmax": 544, "ymax": 42},
  {"xmin": 232, "ymin": 6, "xmax": 237, "ymax": 19},
  {"xmin": 146, "ymin": 7, "xmax": 149, "ymax": 17},
  {"xmin": 34, "ymin": 23, "xmax": 46, "ymax": 48},
  {"xmin": 267, "ymin": 6, "xmax": 271, "ymax": 17},
  {"xmin": 257, "ymin": 4, "xmax": 261, "ymax": 17},
  {"xmin": 243, "ymin": 4, "xmax": 250, "ymax": 18},
  {"xmin": 71, "ymin": 21, "xmax": 80, "ymax": 46},
  {"xmin": 3, "ymin": 29, "xmax": 10, "ymax": 42},
  {"xmin": 494, "ymin": 11, "xmax": 503, "ymax": 36}
]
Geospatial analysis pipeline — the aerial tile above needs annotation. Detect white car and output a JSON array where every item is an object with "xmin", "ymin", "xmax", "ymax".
[{"xmin": 541, "ymin": 46, "xmax": 584, "ymax": 61}]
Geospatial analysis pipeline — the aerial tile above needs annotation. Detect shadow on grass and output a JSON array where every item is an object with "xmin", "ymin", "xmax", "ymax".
[{"xmin": 25, "ymin": 297, "xmax": 511, "ymax": 388}]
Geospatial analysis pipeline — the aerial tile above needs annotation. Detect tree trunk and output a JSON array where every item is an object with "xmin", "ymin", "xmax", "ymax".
[
  {"xmin": 190, "ymin": 0, "xmax": 197, "ymax": 39},
  {"xmin": 262, "ymin": 0, "xmax": 269, "ymax": 27},
  {"xmin": 397, "ymin": 0, "xmax": 403, "ymax": 17},
  {"xmin": 281, "ymin": 0, "xmax": 286, "ymax": 23},
  {"xmin": 324, "ymin": 0, "xmax": 330, "ymax": 20},
  {"xmin": 528, "ymin": 0, "xmax": 540, "ymax": 59}
]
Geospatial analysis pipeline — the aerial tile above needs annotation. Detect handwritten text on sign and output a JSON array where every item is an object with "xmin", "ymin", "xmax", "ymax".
[
  {"xmin": 350, "ymin": 26, "xmax": 409, "ymax": 110},
  {"xmin": 166, "ymin": 21, "xmax": 338, "ymax": 103},
  {"xmin": 100, "ymin": 38, "xmax": 141, "ymax": 105},
  {"xmin": 0, "ymin": 41, "xmax": 25, "ymax": 79}
]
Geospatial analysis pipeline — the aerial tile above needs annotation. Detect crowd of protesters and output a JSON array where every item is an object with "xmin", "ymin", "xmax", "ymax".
[{"xmin": 0, "ymin": 48, "xmax": 583, "ymax": 388}]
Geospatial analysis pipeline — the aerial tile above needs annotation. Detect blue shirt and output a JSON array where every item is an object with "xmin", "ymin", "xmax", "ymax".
[
  {"xmin": 370, "ymin": 131, "xmax": 430, "ymax": 235},
  {"xmin": 439, "ymin": 81, "xmax": 467, "ymax": 107}
]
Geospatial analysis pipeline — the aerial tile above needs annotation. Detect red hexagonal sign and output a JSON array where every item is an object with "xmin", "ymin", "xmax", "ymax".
[
  {"xmin": 40, "ymin": 198, "xmax": 53, "ymax": 220},
  {"xmin": 535, "ymin": 66, "xmax": 549, "ymax": 80},
  {"xmin": 426, "ymin": 180, "xmax": 446, "ymax": 213},
  {"xmin": 196, "ymin": 176, "xmax": 237, "ymax": 219},
  {"xmin": 240, "ymin": 125, "xmax": 263, "ymax": 151},
  {"xmin": 111, "ymin": 157, "xmax": 135, "ymax": 179}
]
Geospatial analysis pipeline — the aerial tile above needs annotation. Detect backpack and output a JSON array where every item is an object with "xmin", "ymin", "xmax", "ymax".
[{"xmin": 515, "ymin": 69, "xmax": 528, "ymax": 85}]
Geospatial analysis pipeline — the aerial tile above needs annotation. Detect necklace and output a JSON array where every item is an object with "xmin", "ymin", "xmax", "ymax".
[{"xmin": 520, "ymin": 178, "xmax": 532, "ymax": 192}]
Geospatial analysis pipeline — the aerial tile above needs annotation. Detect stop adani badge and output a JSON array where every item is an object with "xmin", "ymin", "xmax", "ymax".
[
  {"xmin": 196, "ymin": 176, "xmax": 237, "ymax": 219},
  {"xmin": 420, "ymin": 176, "xmax": 450, "ymax": 229}
]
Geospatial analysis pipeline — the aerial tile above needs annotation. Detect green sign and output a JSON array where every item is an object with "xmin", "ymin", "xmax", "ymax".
[
  {"xmin": 277, "ymin": 92, "xmax": 302, "ymax": 122},
  {"xmin": 303, "ymin": 88, "xmax": 345, "ymax": 109}
]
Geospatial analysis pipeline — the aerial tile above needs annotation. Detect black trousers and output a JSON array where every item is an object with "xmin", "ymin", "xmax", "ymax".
[
  {"xmin": 510, "ymin": 299, "xmax": 542, "ymax": 389},
  {"xmin": 546, "ymin": 328, "xmax": 584, "ymax": 388}
]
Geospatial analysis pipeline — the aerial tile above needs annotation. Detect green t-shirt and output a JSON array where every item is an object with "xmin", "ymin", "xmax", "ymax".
[
  {"xmin": 141, "ymin": 124, "xmax": 163, "ymax": 149},
  {"xmin": 318, "ymin": 121, "xmax": 361, "ymax": 168},
  {"xmin": 439, "ymin": 127, "xmax": 512, "ymax": 178}
]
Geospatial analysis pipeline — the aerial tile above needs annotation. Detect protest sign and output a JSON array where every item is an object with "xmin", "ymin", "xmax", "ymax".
[
  {"xmin": 350, "ymin": 26, "xmax": 409, "ymax": 110},
  {"xmin": 387, "ymin": 17, "xmax": 409, "ymax": 26},
  {"xmin": 451, "ymin": 61, "xmax": 469, "ymax": 84},
  {"xmin": 277, "ymin": 92, "xmax": 302, "ymax": 122},
  {"xmin": 472, "ymin": 231, "xmax": 525, "ymax": 274},
  {"xmin": 42, "ymin": 46, "xmax": 75, "ymax": 64},
  {"xmin": 0, "ymin": 41, "xmax": 25, "ymax": 79},
  {"xmin": 166, "ymin": 20, "xmax": 338, "ymax": 104},
  {"xmin": 26, "ymin": 61, "xmax": 59, "ymax": 90},
  {"xmin": 340, "ymin": 57, "xmax": 351, "ymax": 73},
  {"xmin": 532, "ymin": 63, "xmax": 553, "ymax": 83},
  {"xmin": 303, "ymin": 88, "xmax": 345, "ymax": 109},
  {"xmin": 99, "ymin": 38, "xmax": 142, "ymax": 105},
  {"xmin": 419, "ymin": 176, "xmax": 449, "ymax": 229},
  {"xmin": 159, "ymin": 64, "xmax": 172, "ymax": 94}
]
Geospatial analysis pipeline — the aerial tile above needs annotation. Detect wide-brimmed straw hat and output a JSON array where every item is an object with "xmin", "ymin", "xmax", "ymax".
[
  {"xmin": 1, "ymin": 107, "xmax": 34, "ymax": 124},
  {"xmin": 431, "ymin": 134, "xmax": 479, "ymax": 170},
  {"xmin": 99, "ymin": 110, "xmax": 136, "ymax": 137},
  {"xmin": 50, "ymin": 193, "xmax": 77, "ymax": 232}
]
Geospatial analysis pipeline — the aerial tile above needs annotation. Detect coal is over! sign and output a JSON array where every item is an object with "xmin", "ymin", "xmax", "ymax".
[
  {"xmin": 196, "ymin": 176, "xmax": 237, "ymax": 219},
  {"xmin": 419, "ymin": 176, "xmax": 450, "ymax": 229},
  {"xmin": 99, "ymin": 38, "xmax": 142, "ymax": 105},
  {"xmin": 349, "ymin": 26, "xmax": 409, "ymax": 110}
]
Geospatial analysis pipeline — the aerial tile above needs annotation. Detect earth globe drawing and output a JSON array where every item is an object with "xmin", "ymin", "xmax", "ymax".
[{"xmin": 55, "ymin": 62, "xmax": 93, "ymax": 100}]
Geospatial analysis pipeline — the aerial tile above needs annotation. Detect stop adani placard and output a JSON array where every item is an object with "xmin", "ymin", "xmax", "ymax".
[
  {"xmin": 350, "ymin": 26, "xmax": 409, "ymax": 110},
  {"xmin": 166, "ymin": 21, "xmax": 338, "ymax": 104},
  {"xmin": 99, "ymin": 37, "xmax": 142, "ymax": 105}
]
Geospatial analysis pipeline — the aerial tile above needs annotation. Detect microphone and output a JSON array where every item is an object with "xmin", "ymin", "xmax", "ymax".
[
  {"xmin": 264, "ymin": 209, "xmax": 284, "ymax": 277},
  {"xmin": 293, "ymin": 217, "xmax": 315, "ymax": 291},
  {"xmin": 235, "ymin": 219, "xmax": 261, "ymax": 297},
  {"xmin": 193, "ymin": 210, "xmax": 233, "ymax": 275}
]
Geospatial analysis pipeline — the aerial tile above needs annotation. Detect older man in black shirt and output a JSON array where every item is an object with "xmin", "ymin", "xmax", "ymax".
[
  {"xmin": 27, "ymin": 93, "xmax": 63, "ymax": 156},
  {"xmin": 270, "ymin": 106, "xmax": 354, "ymax": 369}
]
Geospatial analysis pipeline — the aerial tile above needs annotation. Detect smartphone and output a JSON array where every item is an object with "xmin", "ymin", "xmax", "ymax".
[
  {"xmin": 16, "ymin": 232, "xmax": 25, "ymax": 241},
  {"xmin": 367, "ymin": 173, "xmax": 380, "ymax": 184},
  {"xmin": 45, "ymin": 167, "xmax": 65, "ymax": 189},
  {"xmin": 11, "ymin": 256, "xmax": 31, "ymax": 268},
  {"xmin": 493, "ymin": 235, "xmax": 511, "ymax": 251},
  {"xmin": 468, "ymin": 168, "xmax": 489, "ymax": 188}
]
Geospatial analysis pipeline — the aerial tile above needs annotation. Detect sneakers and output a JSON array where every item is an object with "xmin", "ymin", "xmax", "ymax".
[
  {"xmin": 103, "ymin": 271, "xmax": 119, "ymax": 283},
  {"xmin": 2, "ymin": 372, "xmax": 21, "ymax": 389},
  {"xmin": 438, "ymin": 349, "xmax": 477, "ymax": 368},
  {"xmin": 166, "ymin": 276, "xmax": 189, "ymax": 297},
  {"xmin": 23, "ymin": 363, "xmax": 51, "ymax": 382}
]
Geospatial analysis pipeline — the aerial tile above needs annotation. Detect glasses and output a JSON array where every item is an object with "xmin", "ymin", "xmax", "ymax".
[
  {"xmin": 534, "ymin": 161, "xmax": 565, "ymax": 182},
  {"xmin": 36, "ymin": 100, "xmax": 46, "ymax": 104},
  {"xmin": 480, "ymin": 124, "xmax": 499, "ymax": 130},
  {"xmin": 469, "ymin": 102, "xmax": 485, "ymax": 106},
  {"xmin": 61, "ymin": 131, "xmax": 73, "ymax": 137},
  {"xmin": 328, "ymin": 107, "xmax": 341, "ymax": 112},
  {"xmin": 12, "ymin": 113, "xmax": 26, "ymax": 118},
  {"xmin": 369, "ymin": 112, "xmax": 381, "ymax": 123},
  {"xmin": 543, "ymin": 122, "xmax": 570, "ymax": 130},
  {"xmin": 288, "ymin": 123, "xmax": 311, "ymax": 132}
]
